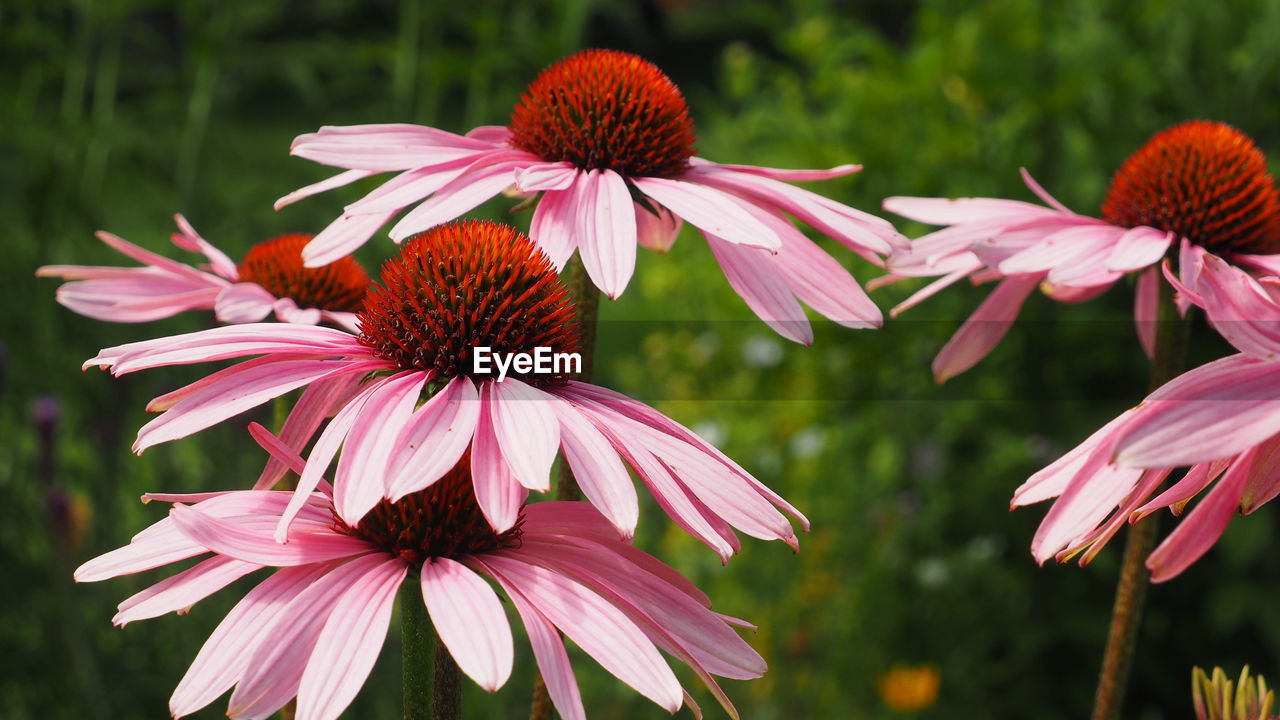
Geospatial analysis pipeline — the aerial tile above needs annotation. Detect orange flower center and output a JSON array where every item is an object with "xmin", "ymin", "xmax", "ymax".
[
  {"xmin": 508, "ymin": 49, "xmax": 697, "ymax": 178},
  {"xmin": 236, "ymin": 234, "xmax": 369, "ymax": 312},
  {"xmin": 1101, "ymin": 120, "xmax": 1280, "ymax": 254},
  {"xmin": 356, "ymin": 221, "xmax": 582, "ymax": 386}
]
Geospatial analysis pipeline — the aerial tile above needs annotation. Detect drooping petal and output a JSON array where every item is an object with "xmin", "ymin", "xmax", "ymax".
[
  {"xmin": 550, "ymin": 396, "xmax": 639, "ymax": 537},
  {"xmin": 494, "ymin": 572, "xmax": 586, "ymax": 720},
  {"xmin": 706, "ymin": 234, "xmax": 812, "ymax": 345},
  {"xmin": 214, "ymin": 283, "xmax": 277, "ymax": 324},
  {"xmin": 471, "ymin": 393, "xmax": 526, "ymax": 532},
  {"xmin": 171, "ymin": 504, "xmax": 370, "ymax": 566},
  {"xmin": 113, "ymin": 556, "xmax": 260, "ymax": 626},
  {"xmin": 477, "ymin": 554, "xmax": 683, "ymax": 713},
  {"xmin": 387, "ymin": 375, "xmax": 481, "ymax": 500},
  {"xmin": 932, "ymin": 275, "xmax": 1041, "ymax": 383},
  {"xmin": 1146, "ymin": 451, "xmax": 1253, "ymax": 582},
  {"xmin": 1134, "ymin": 266, "xmax": 1159, "ymax": 359},
  {"xmin": 420, "ymin": 558, "xmax": 514, "ymax": 692},
  {"xmin": 228, "ymin": 554, "xmax": 386, "ymax": 719},
  {"xmin": 529, "ymin": 185, "xmax": 580, "ymax": 271},
  {"xmin": 295, "ymin": 557, "xmax": 407, "ymax": 720},
  {"xmin": 487, "ymin": 379, "xmax": 560, "ymax": 493},
  {"xmin": 333, "ymin": 372, "xmax": 427, "ymax": 525},
  {"xmin": 255, "ymin": 374, "xmax": 364, "ymax": 490},
  {"xmin": 634, "ymin": 201, "xmax": 682, "ymax": 253},
  {"xmin": 574, "ymin": 169, "xmax": 637, "ymax": 299},
  {"xmin": 170, "ymin": 563, "xmax": 334, "ymax": 718},
  {"xmin": 633, "ymin": 177, "xmax": 781, "ymax": 252},
  {"xmin": 170, "ymin": 214, "xmax": 239, "ymax": 279},
  {"xmin": 1116, "ymin": 354, "xmax": 1280, "ymax": 467}
]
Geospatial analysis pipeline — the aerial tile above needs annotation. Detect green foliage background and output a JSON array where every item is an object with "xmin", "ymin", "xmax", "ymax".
[{"xmin": 4, "ymin": 1, "xmax": 1280, "ymax": 718}]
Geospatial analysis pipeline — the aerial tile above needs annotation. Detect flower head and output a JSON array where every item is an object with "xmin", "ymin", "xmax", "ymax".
[
  {"xmin": 880, "ymin": 120, "xmax": 1280, "ymax": 382},
  {"xmin": 358, "ymin": 220, "xmax": 580, "ymax": 383},
  {"xmin": 280, "ymin": 49, "xmax": 898, "ymax": 342},
  {"xmin": 75, "ymin": 451, "xmax": 766, "ymax": 720},
  {"xmin": 1102, "ymin": 121, "xmax": 1280, "ymax": 254},
  {"xmin": 85, "ymin": 221, "xmax": 806, "ymax": 560},
  {"xmin": 36, "ymin": 215, "xmax": 368, "ymax": 331},
  {"xmin": 508, "ymin": 49, "xmax": 697, "ymax": 178},
  {"xmin": 1013, "ymin": 350, "xmax": 1280, "ymax": 580}
]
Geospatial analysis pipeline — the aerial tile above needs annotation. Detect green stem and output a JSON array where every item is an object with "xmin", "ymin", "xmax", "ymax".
[
  {"xmin": 1090, "ymin": 277, "xmax": 1192, "ymax": 720},
  {"xmin": 432, "ymin": 633, "xmax": 462, "ymax": 720},
  {"xmin": 402, "ymin": 581, "xmax": 434, "ymax": 720}
]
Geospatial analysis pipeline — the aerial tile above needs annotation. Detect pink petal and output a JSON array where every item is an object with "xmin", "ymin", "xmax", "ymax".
[
  {"xmin": 228, "ymin": 554, "xmax": 386, "ymax": 718},
  {"xmin": 387, "ymin": 375, "xmax": 480, "ymax": 500},
  {"xmin": 1116, "ymin": 354, "xmax": 1280, "ymax": 467},
  {"xmin": 705, "ymin": 234, "xmax": 812, "ymax": 345},
  {"xmin": 573, "ymin": 169, "xmax": 637, "ymax": 298},
  {"xmin": 1106, "ymin": 227, "xmax": 1174, "ymax": 272},
  {"xmin": 295, "ymin": 557, "xmax": 406, "ymax": 720},
  {"xmin": 1030, "ymin": 453, "xmax": 1146, "ymax": 564},
  {"xmin": 272, "ymin": 298, "xmax": 323, "ymax": 325},
  {"xmin": 276, "ymin": 379, "xmax": 385, "ymax": 542},
  {"xmin": 1131, "ymin": 460, "xmax": 1228, "ymax": 521},
  {"xmin": 882, "ymin": 196, "xmax": 1050, "ymax": 226},
  {"xmin": 134, "ymin": 356, "xmax": 367, "ymax": 453},
  {"xmin": 635, "ymin": 201, "xmax": 682, "ymax": 252},
  {"xmin": 214, "ymin": 283, "xmax": 276, "ymax": 324},
  {"xmin": 692, "ymin": 157, "xmax": 861, "ymax": 182},
  {"xmin": 499, "ymin": 581, "xmax": 587, "ymax": 720},
  {"xmin": 1011, "ymin": 410, "xmax": 1137, "ymax": 507},
  {"xmin": 333, "ymin": 372, "xmax": 426, "ymax": 525},
  {"xmin": 770, "ymin": 223, "xmax": 883, "ymax": 329},
  {"xmin": 686, "ymin": 166, "xmax": 898, "ymax": 255},
  {"xmin": 633, "ymin": 177, "xmax": 781, "ymax": 252},
  {"xmin": 477, "ymin": 554, "xmax": 683, "ymax": 713},
  {"xmin": 487, "ymin": 379, "xmax": 560, "ymax": 493},
  {"xmin": 93, "ymin": 230, "xmax": 221, "ymax": 284},
  {"xmin": 420, "ymin": 558, "xmax": 514, "ymax": 692},
  {"xmin": 516, "ymin": 162, "xmax": 579, "ymax": 192},
  {"xmin": 342, "ymin": 159, "xmax": 476, "ymax": 216},
  {"xmin": 170, "ymin": 215, "xmax": 239, "ymax": 279},
  {"xmin": 171, "ymin": 504, "xmax": 369, "ymax": 566},
  {"xmin": 388, "ymin": 153, "xmax": 528, "ymax": 240},
  {"xmin": 551, "ymin": 397, "xmax": 639, "ymax": 537},
  {"xmin": 529, "ymin": 185, "xmax": 580, "ymax": 270},
  {"xmin": 254, "ymin": 374, "xmax": 363, "ymax": 491},
  {"xmin": 932, "ymin": 275, "xmax": 1040, "ymax": 383},
  {"xmin": 53, "ymin": 276, "xmax": 223, "ymax": 322},
  {"xmin": 290, "ymin": 124, "xmax": 494, "ymax": 170},
  {"xmin": 471, "ymin": 393, "xmax": 527, "ymax": 532},
  {"xmin": 302, "ymin": 209, "xmax": 398, "ymax": 268},
  {"xmin": 1146, "ymin": 450, "xmax": 1253, "ymax": 582},
  {"xmin": 89, "ymin": 322, "xmax": 361, "ymax": 372},
  {"xmin": 998, "ymin": 226, "xmax": 1119, "ymax": 276},
  {"xmin": 275, "ymin": 169, "xmax": 375, "ymax": 211},
  {"xmin": 170, "ymin": 563, "xmax": 334, "ymax": 717},
  {"xmin": 1019, "ymin": 168, "xmax": 1075, "ymax": 214},
  {"xmin": 113, "ymin": 556, "xmax": 260, "ymax": 626}
]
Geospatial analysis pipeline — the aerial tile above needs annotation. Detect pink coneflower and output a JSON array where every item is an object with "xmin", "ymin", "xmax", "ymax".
[
  {"xmin": 279, "ymin": 49, "xmax": 900, "ymax": 343},
  {"xmin": 37, "ymin": 215, "xmax": 369, "ymax": 331},
  {"xmin": 75, "ymin": 448, "xmax": 766, "ymax": 720},
  {"xmin": 85, "ymin": 221, "xmax": 805, "ymax": 560},
  {"xmin": 1012, "ymin": 347, "xmax": 1280, "ymax": 581},
  {"xmin": 879, "ymin": 120, "xmax": 1280, "ymax": 381}
]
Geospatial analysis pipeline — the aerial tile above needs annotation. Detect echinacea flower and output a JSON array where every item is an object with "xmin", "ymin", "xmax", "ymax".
[
  {"xmin": 85, "ymin": 220, "xmax": 805, "ymax": 560},
  {"xmin": 74, "ymin": 444, "xmax": 766, "ymax": 720},
  {"xmin": 879, "ymin": 120, "xmax": 1280, "ymax": 381},
  {"xmin": 279, "ymin": 49, "xmax": 901, "ymax": 343},
  {"xmin": 37, "ymin": 215, "xmax": 369, "ymax": 331},
  {"xmin": 1011, "ymin": 342, "xmax": 1280, "ymax": 580}
]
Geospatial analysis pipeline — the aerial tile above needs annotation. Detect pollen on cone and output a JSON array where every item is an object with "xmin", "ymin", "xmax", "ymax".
[
  {"xmin": 508, "ymin": 49, "xmax": 697, "ymax": 178},
  {"xmin": 356, "ymin": 220, "xmax": 582, "ymax": 385},
  {"xmin": 236, "ymin": 233, "xmax": 370, "ymax": 311},
  {"xmin": 1101, "ymin": 120, "xmax": 1280, "ymax": 253}
]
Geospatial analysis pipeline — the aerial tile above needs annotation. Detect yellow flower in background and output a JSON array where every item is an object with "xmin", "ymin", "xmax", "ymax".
[
  {"xmin": 877, "ymin": 665, "xmax": 940, "ymax": 713},
  {"xmin": 1194, "ymin": 666, "xmax": 1279, "ymax": 720}
]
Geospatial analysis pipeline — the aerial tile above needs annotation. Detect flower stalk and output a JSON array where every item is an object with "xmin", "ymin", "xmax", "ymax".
[
  {"xmin": 401, "ymin": 580, "xmax": 436, "ymax": 720},
  {"xmin": 1090, "ymin": 275, "xmax": 1192, "ymax": 720}
]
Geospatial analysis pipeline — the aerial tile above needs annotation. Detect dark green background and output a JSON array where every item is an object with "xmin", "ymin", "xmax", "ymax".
[{"xmin": 5, "ymin": 1, "xmax": 1280, "ymax": 718}]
